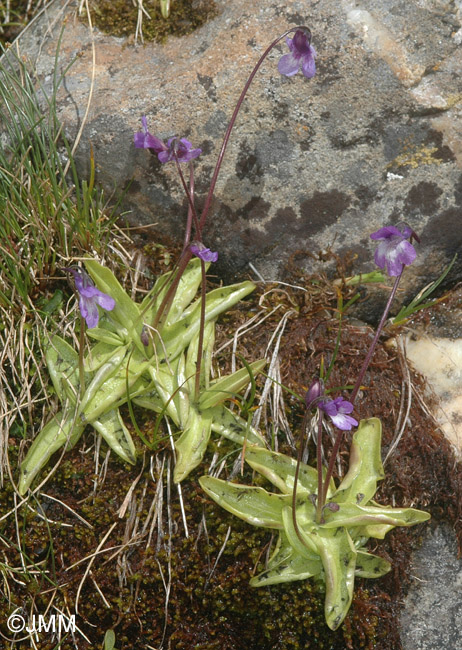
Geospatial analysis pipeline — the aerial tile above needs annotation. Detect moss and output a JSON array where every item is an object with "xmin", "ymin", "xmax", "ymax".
[{"xmin": 88, "ymin": 0, "xmax": 218, "ymax": 43}]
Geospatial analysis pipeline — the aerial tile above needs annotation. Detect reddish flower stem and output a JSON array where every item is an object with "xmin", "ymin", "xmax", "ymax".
[
  {"xmin": 198, "ymin": 27, "xmax": 306, "ymax": 231},
  {"xmin": 195, "ymin": 258, "xmax": 207, "ymax": 400},
  {"xmin": 349, "ymin": 269, "xmax": 403, "ymax": 404},
  {"xmin": 315, "ymin": 411, "xmax": 325, "ymax": 523},
  {"xmin": 318, "ymin": 267, "xmax": 404, "ymax": 511}
]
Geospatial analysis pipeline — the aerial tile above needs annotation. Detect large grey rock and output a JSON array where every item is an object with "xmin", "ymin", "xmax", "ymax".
[
  {"xmin": 400, "ymin": 525, "xmax": 462, "ymax": 650},
  {"xmin": 10, "ymin": 0, "xmax": 462, "ymax": 292}
]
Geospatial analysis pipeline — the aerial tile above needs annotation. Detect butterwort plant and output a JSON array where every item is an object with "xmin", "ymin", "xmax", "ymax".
[
  {"xmin": 19, "ymin": 25, "xmax": 319, "ymax": 495},
  {"xmin": 200, "ymin": 223, "xmax": 429, "ymax": 631},
  {"xmin": 19, "ymin": 256, "xmax": 266, "ymax": 494}
]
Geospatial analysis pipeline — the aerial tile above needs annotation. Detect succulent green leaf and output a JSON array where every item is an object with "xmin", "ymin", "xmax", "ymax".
[
  {"xmin": 355, "ymin": 550, "xmax": 391, "ymax": 578},
  {"xmin": 45, "ymin": 335, "xmax": 86, "ymax": 404},
  {"xmin": 139, "ymin": 271, "xmax": 172, "ymax": 324},
  {"xmin": 84, "ymin": 341, "xmax": 124, "ymax": 372},
  {"xmin": 107, "ymin": 375, "xmax": 152, "ymax": 414},
  {"xmin": 85, "ymin": 326, "xmax": 125, "ymax": 347},
  {"xmin": 103, "ymin": 629, "xmax": 116, "ymax": 650},
  {"xmin": 174, "ymin": 408, "xmax": 213, "ymax": 482},
  {"xmin": 250, "ymin": 532, "xmax": 322, "ymax": 586},
  {"xmin": 245, "ymin": 446, "xmax": 319, "ymax": 495},
  {"xmin": 131, "ymin": 387, "xmax": 164, "ymax": 414},
  {"xmin": 198, "ymin": 359, "xmax": 266, "ymax": 411},
  {"xmin": 18, "ymin": 409, "xmax": 85, "ymax": 495},
  {"xmin": 92, "ymin": 409, "xmax": 136, "ymax": 465},
  {"xmin": 79, "ymin": 345, "xmax": 128, "ymax": 414},
  {"xmin": 199, "ymin": 475, "xmax": 289, "ymax": 528},
  {"xmin": 208, "ymin": 405, "xmax": 266, "ymax": 447},
  {"xmin": 81, "ymin": 361, "xmax": 145, "ymax": 422},
  {"xmin": 147, "ymin": 360, "xmax": 181, "ymax": 426},
  {"xmin": 201, "ymin": 415, "xmax": 430, "ymax": 632},
  {"xmin": 174, "ymin": 352, "xmax": 190, "ymax": 428},
  {"xmin": 356, "ymin": 523, "xmax": 396, "ymax": 539},
  {"xmin": 281, "ymin": 505, "xmax": 319, "ymax": 557},
  {"xmin": 161, "ymin": 281, "xmax": 256, "ymax": 361},
  {"xmin": 140, "ymin": 258, "xmax": 204, "ymax": 327},
  {"xmin": 322, "ymin": 501, "xmax": 431, "ymax": 530},
  {"xmin": 334, "ymin": 418, "xmax": 385, "ymax": 504},
  {"xmin": 313, "ymin": 527, "xmax": 357, "ymax": 631},
  {"xmin": 185, "ymin": 320, "xmax": 215, "ymax": 394},
  {"xmin": 165, "ymin": 258, "xmax": 206, "ymax": 326}
]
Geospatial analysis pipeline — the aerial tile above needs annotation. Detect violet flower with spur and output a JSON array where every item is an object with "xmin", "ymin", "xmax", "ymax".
[
  {"xmin": 134, "ymin": 116, "xmax": 201, "ymax": 163},
  {"xmin": 189, "ymin": 241, "xmax": 218, "ymax": 263},
  {"xmin": 278, "ymin": 28, "xmax": 317, "ymax": 78},
  {"xmin": 319, "ymin": 396, "xmax": 358, "ymax": 431},
  {"xmin": 63, "ymin": 267, "xmax": 115, "ymax": 329},
  {"xmin": 370, "ymin": 224, "xmax": 418, "ymax": 277}
]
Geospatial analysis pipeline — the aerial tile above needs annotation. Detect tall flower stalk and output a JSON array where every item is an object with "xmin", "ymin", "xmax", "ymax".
[
  {"xmin": 134, "ymin": 26, "xmax": 316, "ymax": 402},
  {"xmin": 301, "ymin": 223, "xmax": 419, "ymax": 521}
]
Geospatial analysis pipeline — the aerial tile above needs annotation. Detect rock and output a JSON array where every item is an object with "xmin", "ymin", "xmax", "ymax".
[
  {"xmin": 404, "ymin": 332, "xmax": 462, "ymax": 454},
  {"xmin": 400, "ymin": 525, "xmax": 462, "ymax": 650},
  {"xmin": 7, "ymin": 0, "xmax": 462, "ymax": 293},
  {"xmin": 401, "ymin": 285, "xmax": 462, "ymax": 455}
]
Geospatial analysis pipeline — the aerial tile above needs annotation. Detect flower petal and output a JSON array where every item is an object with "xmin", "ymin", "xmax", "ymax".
[
  {"xmin": 330, "ymin": 413, "xmax": 358, "ymax": 430},
  {"xmin": 80, "ymin": 296, "xmax": 99, "ymax": 328},
  {"xmin": 396, "ymin": 239, "xmax": 417, "ymax": 267},
  {"xmin": 292, "ymin": 29, "xmax": 312, "ymax": 55},
  {"xmin": 158, "ymin": 150, "xmax": 171, "ymax": 164},
  {"xmin": 145, "ymin": 133, "xmax": 167, "ymax": 152},
  {"xmin": 190, "ymin": 242, "xmax": 218, "ymax": 262},
  {"xmin": 95, "ymin": 292, "xmax": 116, "ymax": 311},
  {"xmin": 278, "ymin": 52, "xmax": 300, "ymax": 77},
  {"xmin": 301, "ymin": 48, "xmax": 316, "ymax": 78},
  {"xmin": 370, "ymin": 226, "xmax": 403, "ymax": 241},
  {"xmin": 374, "ymin": 241, "xmax": 388, "ymax": 270},
  {"xmin": 337, "ymin": 399, "xmax": 354, "ymax": 415},
  {"xmin": 134, "ymin": 131, "xmax": 147, "ymax": 148},
  {"xmin": 305, "ymin": 379, "xmax": 323, "ymax": 409}
]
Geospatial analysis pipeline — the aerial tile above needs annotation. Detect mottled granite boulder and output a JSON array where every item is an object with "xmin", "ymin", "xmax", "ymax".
[
  {"xmin": 400, "ymin": 525, "xmax": 462, "ymax": 650},
  {"xmin": 10, "ymin": 0, "xmax": 462, "ymax": 296}
]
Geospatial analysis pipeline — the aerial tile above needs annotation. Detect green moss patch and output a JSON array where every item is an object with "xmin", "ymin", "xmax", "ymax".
[{"xmin": 89, "ymin": 0, "xmax": 218, "ymax": 43}]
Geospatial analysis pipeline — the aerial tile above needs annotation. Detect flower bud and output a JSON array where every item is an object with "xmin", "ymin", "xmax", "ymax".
[{"xmin": 304, "ymin": 379, "xmax": 323, "ymax": 410}]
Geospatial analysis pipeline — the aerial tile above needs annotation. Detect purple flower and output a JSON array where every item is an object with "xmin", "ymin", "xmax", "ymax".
[
  {"xmin": 64, "ymin": 267, "xmax": 115, "ymax": 329},
  {"xmin": 158, "ymin": 137, "xmax": 202, "ymax": 164},
  {"xmin": 370, "ymin": 225, "xmax": 417, "ymax": 277},
  {"xmin": 189, "ymin": 241, "xmax": 218, "ymax": 263},
  {"xmin": 134, "ymin": 116, "xmax": 166, "ymax": 153},
  {"xmin": 134, "ymin": 117, "xmax": 201, "ymax": 164},
  {"xmin": 319, "ymin": 397, "xmax": 358, "ymax": 431},
  {"xmin": 278, "ymin": 29, "xmax": 316, "ymax": 78},
  {"xmin": 305, "ymin": 379, "xmax": 324, "ymax": 410}
]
